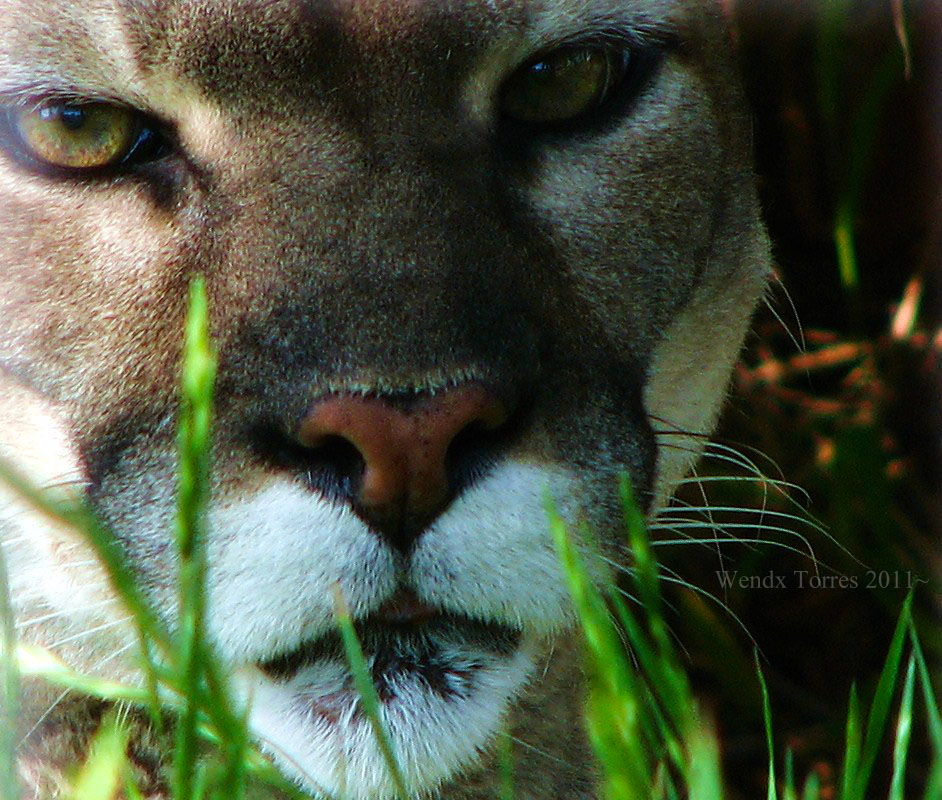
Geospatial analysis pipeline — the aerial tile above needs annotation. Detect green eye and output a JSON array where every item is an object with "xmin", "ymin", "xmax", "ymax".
[
  {"xmin": 500, "ymin": 46, "xmax": 630, "ymax": 124},
  {"xmin": 11, "ymin": 101, "xmax": 142, "ymax": 169}
]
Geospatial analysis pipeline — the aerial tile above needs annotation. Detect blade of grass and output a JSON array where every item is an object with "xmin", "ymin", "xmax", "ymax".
[
  {"xmin": 617, "ymin": 474, "xmax": 695, "ymax": 760},
  {"xmin": 833, "ymin": 206, "xmax": 859, "ymax": 294},
  {"xmin": 613, "ymin": 475, "xmax": 698, "ymax": 784},
  {"xmin": 547, "ymin": 498, "xmax": 653, "ymax": 799},
  {"xmin": 801, "ymin": 772, "xmax": 821, "ymax": 800},
  {"xmin": 16, "ymin": 637, "xmax": 309, "ymax": 799},
  {"xmin": 783, "ymin": 748, "xmax": 797, "ymax": 800},
  {"xmin": 72, "ymin": 710, "xmax": 130, "ymax": 800},
  {"xmin": 833, "ymin": 44, "xmax": 907, "ymax": 295},
  {"xmin": 183, "ymin": 721, "xmax": 313, "ymax": 800},
  {"xmin": 0, "ymin": 456, "xmax": 168, "ymax": 730},
  {"xmin": 125, "ymin": 768, "xmax": 146, "ymax": 800},
  {"xmin": 852, "ymin": 592, "xmax": 912, "ymax": 798},
  {"xmin": 908, "ymin": 621, "xmax": 942, "ymax": 758},
  {"xmin": 0, "ymin": 277, "xmax": 303, "ymax": 800},
  {"xmin": 619, "ymin": 476, "xmax": 670, "ymax": 658},
  {"xmin": 15, "ymin": 643, "xmax": 153, "ymax": 704},
  {"xmin": 498, "ymin": 727, "xmax": 514, "ymax": 800},
  {"xmin": 755, "ymin": 650, "xmax": 777, "ymax": 800},
  {"xmin": 891, "ymin": 0, "xmax": 911, "ymax": 77},
  {"xmin": 176, "ymin": 278, "xmax": 258, "ymax": 798},
  {"xmin": 0, "ymin": 459, "xmax": 171, "ymax": 658},
  {"xmin": 559, "ymin": 476, "xmax": 734, "ymax": 797},
  {"xmin": 0, "ymin": 535, "xmax": 19, "ymax": 800},
  {"xmin": 331, "ymin": 585, "xmax": 409, "ymax": 799},
  {"xmin": 924, "ymin": 759, "xmax": 942, "ymax": 800},
  {"xmin": 686, "ymin": 720, "xmax": 724, "ymax": 800},
  {"xmin": 839, "ymin": 684, "xmax": 861, "ymax": 800},
  {"xmin": 173, "ymin": 276, "xmax": 217, "ymax": 800},
  {"xmin": 815, "ymin": 0, "xmax": 907, "ymax": 297},
  {"xmin": 607, "ymin": 591, "xmax": 686, "ymax": 777},
  {"xmin": 888, "ymin": 654, "xmax": 916, "ymax": 800},
  {"xmin": 200, "ymin": 661, "xmax": 252, "ymax": 799}
]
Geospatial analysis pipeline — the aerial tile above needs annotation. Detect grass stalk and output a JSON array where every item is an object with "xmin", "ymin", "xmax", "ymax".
[
  {"xmin": 0, "ymin": 527, "xmax": 19, "ymax": 800},
  {"xmin": 548, "ymin": 498, "xmax": 653, "ymax": 799},
  {"xmin": 851, "ymin": 592, "xmax": 912, "ymax": 798},
  {"xmin": 332, "ymin": 586, "xmax": 410, "ymax": 799},
  {"xmin": 755, "ymin": 651, "xmax": 777, "ymax": 800},
  {"xmin": 71, "ymin": 710, "xmax": 132, "ymax": 800},
  {"xmin": 498, "ymin": 728, "xmax": 515, "ymax": 800},
  {"xmin": 888, "ymin": 654, "xmax": 916, "ymax": 800},
  {"xmin": 840, "ymin": 684, "xmax": 861, "ymax": 800},
  {"xmin": 172, "ymin": 277, "xmax": 217, "ymax": 800}
]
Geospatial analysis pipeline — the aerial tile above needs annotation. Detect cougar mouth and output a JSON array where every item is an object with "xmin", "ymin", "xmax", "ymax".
[{"xmin": 256, "ymin": 591, "xmax": 523, "ymax": 719}]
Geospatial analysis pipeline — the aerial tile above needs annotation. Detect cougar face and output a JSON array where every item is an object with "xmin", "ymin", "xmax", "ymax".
[{"xmin": 0, "ymin": 1, "xmax": 770, "ymax": 797}]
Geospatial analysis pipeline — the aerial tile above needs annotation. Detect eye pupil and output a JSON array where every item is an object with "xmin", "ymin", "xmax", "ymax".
[
  {"xmin": 36, "ymin": 104, "xmax": 85, "ymax": 131},
  {"xmin": 59, "ymin": 106, "xmax": 87, "ymax": 131}
]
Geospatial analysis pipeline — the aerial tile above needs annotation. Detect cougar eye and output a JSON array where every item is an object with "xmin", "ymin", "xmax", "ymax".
[
  {"xmin": 7, "ymin": 101, "xmax": 164, "ymax": 171},
  {"xmin": 500, "ymin": 46, "xmax": 631, "ymax": 124}
]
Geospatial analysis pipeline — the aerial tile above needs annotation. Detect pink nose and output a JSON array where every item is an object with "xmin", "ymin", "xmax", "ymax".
[{"xmin": 297, "ymin": 384, "xmax": 508, "ymax": 549}]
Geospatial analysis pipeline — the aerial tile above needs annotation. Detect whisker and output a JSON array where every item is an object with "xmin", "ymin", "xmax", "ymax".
[
  {"xmin": 510, "ymin": 735, "xmax": 580, "ymax": 769},
  {"xmin": 654, "ymin": 438, "xmax": 800, "ymax": 506},
  {"xmin": 697, "ymin": 449, "xmax": 787, "ymax": 492},
  {"xmin": 701, "ymin": 440, "xmax": 797, "ymax": 497},
  {"xmin": 666, "ymin": 479, "xmax": 863, "ymax": 566},
  {"xmin": 649, "ymin": 534, "xmax": 823, "ymax": 563},
  {"xmin": 17, "ymin": 640, "xmax": 136, "ymax": 748},
  {"xmin": 601, "ymin": 564, "xmax": 682, "ymax": 620},
  {"xmin": 115, "ymin": 699, "xmax": 133, "ymax": 728},
  {"xmin": 46, "ymin": 616, "xmax": 133, "ymax": 649},
  {"xmin": 647, "ymin": 415, "xmax": 711, "ymax": 439},
  {"xmin": 763, "ymin": 273, "xmax": 807, "ymax": 355},
  {"xmin": 15, "ymin": 598, "xmax": 119, "ymax": 630},
  {"xmin": 671, "ymin": 474, "xmax": 807, "ymax": 497},
  {"xmin": 653, "ymin": 506, "xmax": 829, "ymax": 536},
  {"xmin": 654, "ymin": 433, "xmax": 792, "ymax": 490},
  {"xmin": 0, "ymin": 535, "xmax": 31, "ymax": 548},
  {"xmin": 650, "ymin": 520, "xmax": 814, "ymax": 551},
  {"xmin": 603, "ymin": 554, "xmax": 761, "ymax": 654},
  {"xmin": 54, "ymin": 559, "xmax": 103, "ymax": 569},
  {"xmin": 686, "ymin": 462, "xmax": 730, "ymax": 577},
  {"xmin": 540, "ymin": 639, "xmax": 557, "ymax": 680},
  {"xmin": 651, "ymin": 575, "xmax": 761, "ymax": 654}
]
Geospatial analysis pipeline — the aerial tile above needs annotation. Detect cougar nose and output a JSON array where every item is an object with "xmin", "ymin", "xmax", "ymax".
[{"xmin": 297, "ymin": 385, "xmax": 508, "ymax": 551}]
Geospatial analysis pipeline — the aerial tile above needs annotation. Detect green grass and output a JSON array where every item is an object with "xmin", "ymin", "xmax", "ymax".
[
  {"xmin": 0, "ymin": 280, "xmax": 305, "ymax": 800},
  {"xmin": 0, "ymin": 281, "xmax": 939, "ymax": 799},
  {"xmin": 816, "ymin": 0, "xmax": 909, "ymax": 295},
  {"xmin": 552, "ymin": 498, "xmax": 940, "ymax": 800},
  {"xmin": 0, "ymin": 491, "xmax": 19, "ymax": 800}
]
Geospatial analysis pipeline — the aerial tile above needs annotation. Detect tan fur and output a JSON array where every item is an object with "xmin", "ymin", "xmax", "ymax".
[{"xmin": 0, "ymin": 2, "xmax": 770, "ymax": 798}]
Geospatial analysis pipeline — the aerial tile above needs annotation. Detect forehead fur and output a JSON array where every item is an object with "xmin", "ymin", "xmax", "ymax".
[{"xmin": 0, "ymin": 0, "xmax": 697, "ymax": 98}]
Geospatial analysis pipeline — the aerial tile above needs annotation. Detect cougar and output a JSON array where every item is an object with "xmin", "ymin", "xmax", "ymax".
[{"xmin": 0, "ymin": 1, "xmax": 771, "ymax": 797}]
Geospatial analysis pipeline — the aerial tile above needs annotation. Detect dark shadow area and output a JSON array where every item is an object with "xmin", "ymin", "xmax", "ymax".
[{"xmin": 659, "ymin": 2, "xmax": 941, "ymax": 796}]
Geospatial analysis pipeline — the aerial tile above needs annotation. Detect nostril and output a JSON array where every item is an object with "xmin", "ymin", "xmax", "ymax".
[
  {"xmin": 303, "ymin": 434, "xmax": 366, "ymax": 503},
  {"xmin": 248, "ymin": 424, "xmax": 365, "ymax": 505},
  {"xmin": 446, "ymin": 420, "xmax": 507, "ymax": 495}
]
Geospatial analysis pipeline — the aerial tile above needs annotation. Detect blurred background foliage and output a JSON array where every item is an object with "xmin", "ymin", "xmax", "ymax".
[{"xmin": 658, "ymin": 1, "xmax": 941, "ymax": 796}]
